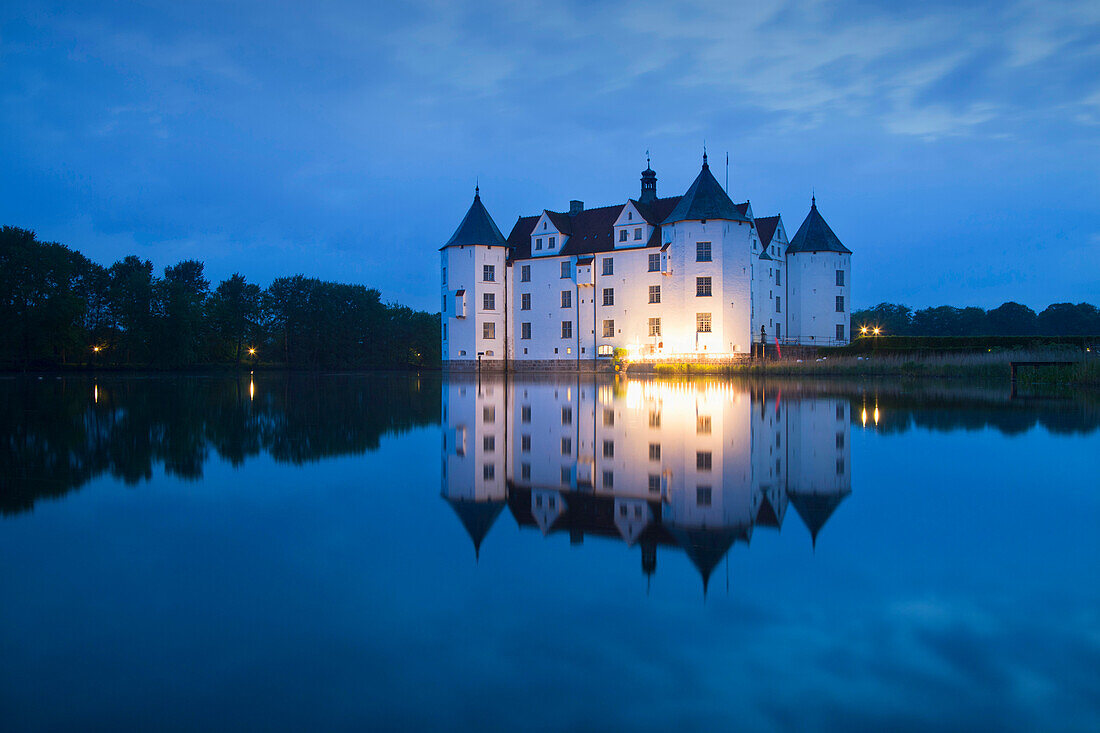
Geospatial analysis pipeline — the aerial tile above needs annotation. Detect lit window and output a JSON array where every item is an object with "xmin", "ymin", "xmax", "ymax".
[
  {"xmin": 483, "ymin": 322, "xmax": 495, "ymax": 339},
  {"xmin": 648, "ymin": 318, "xmax": 661, "ymax": 337},
  {"xmin": 603, "ymin": 319, "xmax": 614, "ymax": 338},
  {"xmin": 697, "ymin": 416, "xmax": 711, "ymax": 434},
  {"xmin": 696, "ymin": 313, "xmax": 712, "ymax": 333}
]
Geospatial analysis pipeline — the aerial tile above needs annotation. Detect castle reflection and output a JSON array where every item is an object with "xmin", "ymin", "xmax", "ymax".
[{"xmin": 442, "ymin": 377, "xmax": 852, "ymax": 590}]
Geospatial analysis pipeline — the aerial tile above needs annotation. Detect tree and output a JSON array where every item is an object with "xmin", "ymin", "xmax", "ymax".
[
  {"xmin": 1038, "ymin": 303, "xmax": 1100, "ymax": 336},
  {"xmin": 209, "ymin": 273, "xmax": 262, "ymax": 365},
  {"xmin": 108, "ymin": 255, "xmax": 155, "ymax": 364},
  {"xmin": 153, "ymin": 260, "xmax": 210, "ymax": 366},
  {"xmin": 986, "ymin": 302, "xmax": 1037, "ymax": 336}
]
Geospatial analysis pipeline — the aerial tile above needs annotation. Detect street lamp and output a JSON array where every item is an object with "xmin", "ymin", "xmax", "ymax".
[
  {"xmin": 872, "ymin": 327, "xmax": 882, "ymax": 336},
  {"xmin": 860, "ymin": 326, "xmax": 869, "ymax": 336},
  {"xmin": 247, "ymin": 347, "xmax": 257, "ymax": 357}
]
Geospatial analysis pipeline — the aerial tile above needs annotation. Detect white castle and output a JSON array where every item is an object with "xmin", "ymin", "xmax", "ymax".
[{"xmin": 440, "ymin": 155, "xmax": 852, "ymax": 369}]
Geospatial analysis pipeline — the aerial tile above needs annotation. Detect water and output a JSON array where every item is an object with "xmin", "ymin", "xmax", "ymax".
[{"xmin": 2, "ymin": 373, "xmax": 1098, "ymax": 732}]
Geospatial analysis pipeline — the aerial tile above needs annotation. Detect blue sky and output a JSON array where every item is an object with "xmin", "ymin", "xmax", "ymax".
[{"xmin": 2, "ymin": 0, "xmax": 1098, "ymax": 312}]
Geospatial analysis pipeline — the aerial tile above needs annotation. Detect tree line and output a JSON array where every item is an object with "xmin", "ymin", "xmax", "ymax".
[
  {"xmin": 0, "ymin": 226, "xmax": 441, "ymax": 369},
  {"xmin": 851, "ymin": 301, "xmax": 1100, "ymax": 337}
]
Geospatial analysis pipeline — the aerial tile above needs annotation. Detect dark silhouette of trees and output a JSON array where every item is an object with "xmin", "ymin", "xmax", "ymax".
[
  {"xmin": 851, "ymin": 300, "xmax": 1099, "ymax": 338},
  {"xmin": 0, "ymin": 227, "xmax": 441, "ymax": 370}
]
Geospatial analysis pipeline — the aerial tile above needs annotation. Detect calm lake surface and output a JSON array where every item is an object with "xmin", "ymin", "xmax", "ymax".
[{"xmin": 2, "ymin": 373, "xmax": 1099, "ymax": 732}]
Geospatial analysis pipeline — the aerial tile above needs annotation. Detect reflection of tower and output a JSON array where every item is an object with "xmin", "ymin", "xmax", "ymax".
[
  {"xmin": 786, "ymin": 397, "xmax": 852, "ymax": 548},
  {"xmin": 441, "ymin": 377, "xmax": 508, "ymax": 559},
  {"xmin": 751, "ymin": 386, "xmax": 788, "ymax": 531}
]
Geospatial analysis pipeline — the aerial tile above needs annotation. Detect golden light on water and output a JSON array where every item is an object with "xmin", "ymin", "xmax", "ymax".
[
  {"xmin": 873, "ymin": 407, "xmax": 880, "ymax": 425},
  {"xmin": 94, "ymin": 384, "xmax": 99, "ymax": 404},
  {"xmin": 249, "ymin": 376, "xmax": 255, "ymax": 401},
  {"xmin": 861, "ymin": 408, "xmax": 867, "ymax": 426}
]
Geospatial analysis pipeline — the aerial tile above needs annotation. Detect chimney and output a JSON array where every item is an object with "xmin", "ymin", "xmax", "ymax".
[{"xmin": 569, "ymin": 200, "xmax": 584, "ymax": 216}]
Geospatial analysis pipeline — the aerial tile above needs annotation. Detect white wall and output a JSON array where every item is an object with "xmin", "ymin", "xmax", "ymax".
[{"xmin": 786, "ymin": 251, "xmax": 851, "ymax": 346}]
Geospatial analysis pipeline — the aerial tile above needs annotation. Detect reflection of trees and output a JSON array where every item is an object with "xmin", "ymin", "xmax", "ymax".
[{"xmin": 0, "ymin": 374, "xmax": 440, "ymax": 516}]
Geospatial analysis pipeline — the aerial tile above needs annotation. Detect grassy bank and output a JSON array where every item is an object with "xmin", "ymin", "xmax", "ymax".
[{"xmin": 628, "ymin": 349, "xmax": 1099, "ymax": 386}]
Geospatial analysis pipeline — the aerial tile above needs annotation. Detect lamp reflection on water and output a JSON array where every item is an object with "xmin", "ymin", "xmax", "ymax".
[{"xmin": 249, "ymin": 373, "xmax": 255, "ymax": 402}]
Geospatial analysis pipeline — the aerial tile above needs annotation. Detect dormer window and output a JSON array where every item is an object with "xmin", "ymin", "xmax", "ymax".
[
  {"xmin": 634, "ymin": 228, "xmax": 642, "ymax": 240},
  {"xmin": 536, "ymin": 237, "xmax": 543, "ymax": 250},
  {"xmin": 619, "ymin": 229, "xmax": 628, "ymax": 242},
  {"xmin": 548, "ymin": 236, "xmax": 556, "ymax": 249}
]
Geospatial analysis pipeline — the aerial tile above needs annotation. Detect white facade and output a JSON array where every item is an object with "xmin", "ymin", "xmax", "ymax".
[{"xmin": 441, "ymin": 161, "xmax": 853, "ymax": 368}]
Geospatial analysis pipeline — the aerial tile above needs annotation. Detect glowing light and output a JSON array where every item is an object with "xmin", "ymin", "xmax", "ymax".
[
  {"xmin": 872, "ymin": 327, "xmax": 882, "ymax": 336},
  {"xmin": 249, "ymin": 377, "xmax": 255, "ymax": 401},
  {"xmin": 248, "ymin": 347, "xmax": 257, "ymax": 356},
  {"xmin": 92, "ymin": 345, "xmax": 102, "ymax": 352},
  {"xmin": 860, "ymin": 326, "xmax": 869, "ymax": 335},
  {"xmin": 861, "ymin": 408, "xmax": 867, "ymax": 427},
  {"xmin": 94, "ymin": 384, "xmax": 99, "ymax": 404},
  {"xmin": 873, "ymin": 407, "xmax": 880, "ymax": 425}
]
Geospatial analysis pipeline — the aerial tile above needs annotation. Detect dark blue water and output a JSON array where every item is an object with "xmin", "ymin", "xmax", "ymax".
[{"xmin": 2, "ymin": 374, "xmax": 1098, "ymax": 732}]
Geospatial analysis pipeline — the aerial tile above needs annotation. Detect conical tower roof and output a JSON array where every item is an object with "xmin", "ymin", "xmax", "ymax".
[
  {"xmin": 667, "ymin": 525, "xmax": 748, "ymax": 594},
  {"xmin": 786, "ymin": 197, "xmax": 851, "ymax": 254},
  {"xmin": 787, "ymin": 489, "xmax": 851, "ymax": 547},
  {"xmin": 442, "ymin": 188, "xmax": 508, "ymax": 249},
  {"xmin": 446, "ymin": 497, "xmax": 506, "ymax": 558},
  {"xmin": 662, "ymin": 154, "xmax": 751, "ymax": 224}
]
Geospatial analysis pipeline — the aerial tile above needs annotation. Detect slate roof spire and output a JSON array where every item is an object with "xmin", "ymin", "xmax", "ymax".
[
  {"xmin": 640, "ymin": 151, "xmax": 658, "ymax": 204},
  {"xmin": 786, "ymin": 196, "xmax": 851, "ymax": 254},
  {"xmin": 662, "ymin": 154, "xmax": 750, "ymax": 225},
  {"xmin": 442, "ymin": 186, "xmax": 508, "ymax": 249}
]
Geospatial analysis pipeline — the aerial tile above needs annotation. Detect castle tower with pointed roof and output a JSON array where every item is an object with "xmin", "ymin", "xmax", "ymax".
[{"xmin": 440, "ymin": 160, "xmax": 852, "ymax": 369}]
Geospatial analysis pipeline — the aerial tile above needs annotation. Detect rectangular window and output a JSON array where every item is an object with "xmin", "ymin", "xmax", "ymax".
[
  {"xmin": 561, "ymin": 437, "xmax": 571, "ymax": 455},
  {"xmin": 521, "ymin": 293, "xmax": 531, "ymax": 310},
  {"xmin": 696, "ymin": 451, "xmax": 712, "ymax": 471},
  {"xmin": 648, "ymin": 253, "xmax": 660, "ymax": 272},
  {"xmin": 837, "ymin": 458, "xmax": 845, "ymax": 475},
  {"xmin": 602, "ymin": 288, "xmax": 614, "ymax": 306},
  {"xmin": 696, "ymin": 241, "xmax": 712, "ymax": 262},
  {"xmin": 603, "ymin": 440, "xmax": 614, "ymax": 458},
  {"xmin": 561, "ymin": 321, "xmax": 572, "ymax": 338},
  {"xmin": 633, "ymin": 227, "xmax": 642, "ymax": 240},
  {"xmin": 619, "ymin": 229, "xmax": 628, "ymax": 242},
  {"xmin": 561, "ymin": 467, "xmax": 571, "ymax": 484},
  {"xmin": 649, "ymin": 285, "xmax": 660, "ymax": 303},
  {"xmin": 836, "ymin": 270, "xmax": 845, "ymax": 286},
  {"xmin": 836, "ymin": 432, "xmax": 845, "ymax": 449},
  {"xmin": 649, "ymin": 411, "xmax": 661, "ymax": 428},
  {"xmin": 442, "ymin": 294, "xmax": 447, "ymax": 312},
  {"xmin": 521, "ymin": 435, "xmax": 531, "ymax": 451},
  {"xmin": 602, "ymin": 470, "xmax": 614, "ymax": 489},
  {"xmin": 483, "ymin": 464, "xmax": 495, "ymax": 480},
  {"xmin": 522, "ymin": 405, "xmax": 532, "ymax": 423},
  {"xmin": 603, "ymin": 258, "xmax": 614, "ymax": 276},
  {"xmin": 648, "ymin": 317, "xmax": 661, "ymax": 337},
  {"xmin": 442, "ymin": 267, "xmax": 446, "ymax": 285},
  {"xmin": 561, "ymin": 290, "xmax": 571, "ymax": 308},
  {"xmin": 603, "ymin": 319, "xmax": 614, "ymax": 338},
  {"xmin": 521, "ymin": 322, "xmax": 531, "ymax": 339},
  {"xmin": 696, "ymin": 486, "xmax": 712, "ymax": 506},
  {"xmin": 775, "ymin": 296, "xmax": 781, "ymax": 313},
  {"xmin": 521, "ymin": 265, "xmax": 531, "ymax": 282},
  {"xmin": 483, "ymin": 406, "xmax": 495, "ymax": 423},
  {"xmin": 536, "ymin": 237, "xmax": 543, "ymax": 250},
  {"xmin": 483, "ymin": 265, "xmax": 495, "ymax": 282},
  {"xmin": 483, "ymin": 435, "xmax": 495, "ymax": 452},
  {"xmin": 603, "ymin": 408, "xmax": 614, "ymax": 426},
  {"xmin": 483, "ymin": 293, "xmax": 494, "ymax": 311},
  {"xmin": 697, "ymin": 416, "xmax": 711, "ymax": 434},
  {"xmin": 521, "ymin": 462, "xmax": 531, "ymax": 480},
  {"xmin": 648, "ymin": 443, "xmax": 661, "ymax": 460},
  {"xmin": 561, "ymin": 406, "xmax": 572, "ymax": 424},
  {"xmin": 548, "ymin": 236, "xmax": 556, "ymax": 249},
  {"xmin": 560, "ymin": 262, "xmax": 570, "ymax": 279},
  {"xmin": 442, "ymin": 323, "xmax": 447, "ymax": 341},
  {"xmin": 835, "ymin": 295, "xmax": 845, "ymax": 312},
  {"xmin": 696, "ymin": 277, "xmax": 712, "ymax": 296},
  {"xmin": 483, "ymin": 322, "xmax": 496, "ymax": 339},
  {"xmin": 836, "ymin": 324, "xmax": 846, "ymax": 341},
  {"xmin": 696, "ymin": 313, "xmax": 712, "ymax": 333},
  {"xmin": 776, "ymin": 269, "xmax": 782, "ymax": 286},
  {"xmin": 776, "ymin": 323, "xmax": 781, "ymax": 339}
]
